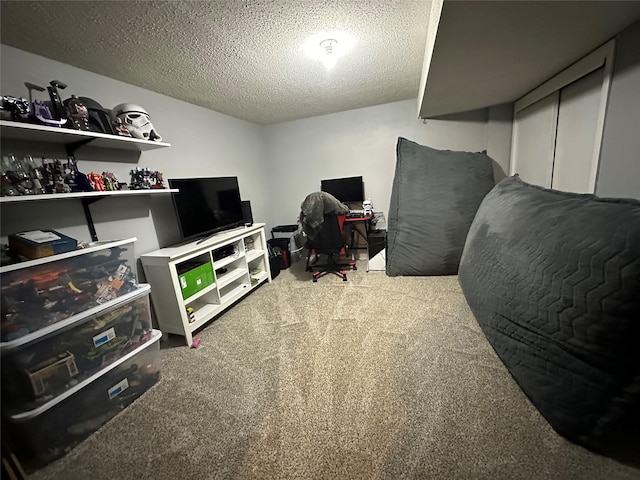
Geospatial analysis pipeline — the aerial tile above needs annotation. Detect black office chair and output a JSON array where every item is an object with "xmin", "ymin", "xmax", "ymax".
[{"xmin": 305, "ymin": 213, "xmax": 356, "ymax": 282}]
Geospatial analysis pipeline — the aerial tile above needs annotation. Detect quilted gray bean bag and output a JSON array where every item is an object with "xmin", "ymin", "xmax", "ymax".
[
  {"xmin": 458, "ymin": 175, "xmax": 640, "ymax": 457},
  {"xmin": 386, "ymin": 138, "xmax": 495, "ymax": 276}
]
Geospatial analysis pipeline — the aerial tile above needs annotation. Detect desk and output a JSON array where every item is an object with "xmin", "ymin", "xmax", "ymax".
[{"xmin": 344, "ymin": 215, "xmax": 372, "ymax": 250}]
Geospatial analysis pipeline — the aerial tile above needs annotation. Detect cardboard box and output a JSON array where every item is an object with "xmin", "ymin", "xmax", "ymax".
[
  {"xmin": 177, "ymin": 261, "xmax": 215, "ymax": 300},
  {"xmin": 8, "ymin": 230, "xmax": 77, "ymax": 259}
]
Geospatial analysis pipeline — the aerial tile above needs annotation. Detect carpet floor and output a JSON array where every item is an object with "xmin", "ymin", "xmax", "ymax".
[{"xmin": 30, "ymin": 259, "xmax": 640, "ymax": 480}]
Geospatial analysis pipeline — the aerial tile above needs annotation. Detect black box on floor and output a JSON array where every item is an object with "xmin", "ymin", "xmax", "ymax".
[
  {"xmin": 268, "ymin": 238, "xmax": 291, "ymax": 269},
  {"xmin": 368, "ymin": 230, "xmax": 386, "ymax": 259}
]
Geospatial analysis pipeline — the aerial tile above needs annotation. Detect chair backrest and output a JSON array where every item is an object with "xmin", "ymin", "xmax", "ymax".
[{"xmin": 306, "ymin": 214, "xmax": 347, "ymax": 254}]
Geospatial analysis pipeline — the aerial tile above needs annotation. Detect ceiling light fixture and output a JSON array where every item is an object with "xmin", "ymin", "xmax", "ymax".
[
  {"xmin": 319, "ymin": 39, "xmax": 338, "ymax": 70},
  {"xmin": 302, "ymin": 31, "xmax": 356, "ymax": 71}
]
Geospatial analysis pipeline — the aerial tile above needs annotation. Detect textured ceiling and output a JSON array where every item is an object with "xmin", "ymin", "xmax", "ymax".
[{"xmin": 0, "ymin": 0, "xmax": 431, "ymax": 125}]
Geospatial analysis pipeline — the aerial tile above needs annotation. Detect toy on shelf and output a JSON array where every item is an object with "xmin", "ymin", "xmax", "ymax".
[
  {"xmin": 1, "ymin": 95, "xmax": 30, "ymax": 122},
  {"xmin": 1, "ymin": 154, "xmax": 36, "ymax": 195},
  {"xmin": 102, "ymin": 172, "xmax": 120, "ymax": 191},
  {"xmin": 151, "ymin": 171, "xmax": 166, "ymax": 189},
  {"xmin": 129, "ymin": 168, "xmax": 166, "ymax": 190},
  {"xmin": 87, "ymin": 172, "xmax": 106, "ymax": 191},
  {"xmin": 112, "ymin": 103, "xmax": 162, "ymax": 141},
  {"xmin": 63, "ymin": 95, "xmax": 90, "ymax": 131},
  {"xmin": 0, "ymin": 155, "xmax": 96, "ymax": 196}
]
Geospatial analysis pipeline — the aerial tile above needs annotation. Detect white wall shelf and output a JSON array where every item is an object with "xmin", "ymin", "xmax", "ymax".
[
  {"xmin": 0, "ymin": 119, "xmax": 171, "ymax": 152},
  {"xmin": 0, "ymin": 189, "xmax": 179, "ymax": 203},
  {"xmin": 1, "ymin": 118, "xmax": 173, "ymax": 241}
]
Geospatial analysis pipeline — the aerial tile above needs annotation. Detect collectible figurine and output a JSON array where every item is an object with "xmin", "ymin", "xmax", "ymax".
[
  {"xmin": 129, "ymin": 167, "xmax": 152, "ymax": 189},
  {"xmin": 151, "ymin": 171, "xmax": 166, "ymax": 189},
  {"xmin": 362, "ymin": 199, "xmax": 374, "ymax": 216},
  {"xmin": 1, "ymin": 95, "xmax": 30, "ymax": 122},
  {"xmin": 113, "ymin": 117, "xmax": 132, "ymax": 137},
  {"xmin": 87, "ymin": 172, "xmax": 106, "ymax": 191},
  {"xmin": 63, "ymin": 95, "xmax": 91, "ymax": 131},
  {"xmin": 102, "ymin": 172, "xmax": 120, "ymax": 191}
]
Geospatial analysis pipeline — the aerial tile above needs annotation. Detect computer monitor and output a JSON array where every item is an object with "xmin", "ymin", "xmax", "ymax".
[{"xmin": 320, "ymin": 176, "xmax": 364, "ymax": 203}]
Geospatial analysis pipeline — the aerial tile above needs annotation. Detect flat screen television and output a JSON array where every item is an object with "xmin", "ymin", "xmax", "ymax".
[
  {"xmin": 168, "ymin": 177, "xmax": 245, "ymax": 242},
  {"xmin": 320, "ymin": 176, "xmax": 364, "ymax": 203}
]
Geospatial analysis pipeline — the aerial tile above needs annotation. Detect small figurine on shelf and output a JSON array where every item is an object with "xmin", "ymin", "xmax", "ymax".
[
  {"xmin": 102, "ymin": 172, "xmax": 120, "ymax": 191},
  {"xmin": 54, "ymin": 160, "xmax": 71, "ymax": 193},
  {"xmin": 62, "ymin": 95, "xmax": 91, "ymax": 131},
  {"xmin": 87, "ymin": 172, "xmax": 106, "ymax": 191},
  {"xmin": 113, "ymin": 117, "xmax": 132, "ymax": 137},
  {"xmin": 1, "ymin": 154, "xmax": 35, "ymax": 195},
  {"xmin": 129, "ymin": 167, "xmax": 152, "ymax": 189},
  {"xmin": 23, "ymin": 156, "xmax": 46, "ymax": 194},
  {"xmin": 1, "ymin": 95, "xmax": 30, "ymax": 122},
  {"xmin": 62, "ymin": 156, "xmax": 81, "ymax": 192},
  {"xmin": 151, "ymin": 171, "xmax": 166, "ymax": 189}
]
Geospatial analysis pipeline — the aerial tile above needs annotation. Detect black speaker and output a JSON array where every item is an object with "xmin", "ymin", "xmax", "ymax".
[{"xmin": 241, "ymin": 200, "xmax": 253, "ymax": 226}]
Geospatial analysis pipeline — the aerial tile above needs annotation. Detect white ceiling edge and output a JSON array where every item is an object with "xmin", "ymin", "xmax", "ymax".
[
  {"xmin": 418, "ymin": 1, "xmax": 640, "ymax": 119},
  {"xmin": 416, "ymin": 0, "xmax": 444, "ymax": 119}
]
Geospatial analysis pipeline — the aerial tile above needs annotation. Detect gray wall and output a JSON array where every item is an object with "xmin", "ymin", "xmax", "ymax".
[
  {"xmin": 596, "ymin": 20, "xmax": 640, "ymax": 199},
  {"xmin": 264, "ymin": 101, "xmax": 493, "ymax": 229},
  {"xmin": 1, "ymin": 45, "xmax": 504, "ymax": 260},
  {"xmin": 1, "ymin": 45, "xmax": 269, "ymax": 256}
]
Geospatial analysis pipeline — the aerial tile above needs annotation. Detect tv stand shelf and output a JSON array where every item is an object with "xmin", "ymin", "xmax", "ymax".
[{"xmin": 140, "ymin": 224, "xmax": 271, "ymax": 346}]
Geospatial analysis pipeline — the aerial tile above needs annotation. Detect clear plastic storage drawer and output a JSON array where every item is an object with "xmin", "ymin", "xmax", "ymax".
[
  {"xmin": 4, "ymin": 329, "xmax": 162, "ymax": 466},
  {"xmin": 1, "ymin": 239, "xmax": 138, "ymax": 342},
  {"xmin": 1, "ymin": 284, "xmax": 152, "ymax": 412}
]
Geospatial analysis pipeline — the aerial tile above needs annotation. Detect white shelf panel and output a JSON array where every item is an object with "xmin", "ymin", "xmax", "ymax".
[
  {"xmin": 213, "ymin": 252, "xmax": 244, "ymax": 270},
  {"xmin": 187, "ymin": 303, "xmax": 223, "ymax": 332},
  {"xmin": 219, "ymin": 283, "xmax": 250, "ymax": 305},
  {"xmin": 0, "ymin": 120, "xmax": 171, "ymax": 151},
  {"xmin": 216, "ymin": 267, "xmax": 247, "ymax": 289},
  {"xmin": 250, "ymin": 271, "xmax": 269, "ymax": 287},
  {"xmin": 182, "ymin": 282, "xmax": 218, "ymax": 305},
  {"xmin": 245, "ymin": 249, "xmax": 265, "ymax": 262},
  {"xmin": 0, "ymin": 189, "xmax": 179, "ymax": 203}
]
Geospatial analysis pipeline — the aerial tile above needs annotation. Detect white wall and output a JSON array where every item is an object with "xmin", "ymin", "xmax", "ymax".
[
  {"xmin": 597, "ymin": 20, "xmax": 640, "ymax": 199},
  {"xmin": 263, "ymin": 100, "xmax": 491, "ymax": 229},
  {"xmin": 487, "ymin": 103, "xmax": 513, "ymax": 181},
  {"xmin": 0, "ymin": 45, "xmax": 269, "ymax": 256}
]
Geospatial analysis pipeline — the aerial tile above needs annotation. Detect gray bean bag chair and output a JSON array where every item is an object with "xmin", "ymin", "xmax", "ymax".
[
  {"xmin": 386, "ymin": 138, "xmax": 495, "ymax": 276},
  {"xmin": 458, "ymin": 175, "xmax": 640, "ymax": 461}
]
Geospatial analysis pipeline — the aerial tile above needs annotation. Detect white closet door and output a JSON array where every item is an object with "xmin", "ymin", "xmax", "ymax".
[
  {"xmin": 552, "ymin": 67, "xmax": 605, "ymax": 193},
  {"xmin": 510, "ymin": 91, "xmax": 559, "ymax": 188}
]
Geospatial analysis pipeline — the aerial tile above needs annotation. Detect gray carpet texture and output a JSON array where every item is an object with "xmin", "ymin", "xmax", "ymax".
[{"xmin": 30, "ymin": 260, "xmax": 639, "ymax": 480}]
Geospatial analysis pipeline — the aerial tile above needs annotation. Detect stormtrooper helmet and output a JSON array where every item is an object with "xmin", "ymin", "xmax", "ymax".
[{"xmin": 112, "ymin": 103, "xmax": 162, "ymax": 141}]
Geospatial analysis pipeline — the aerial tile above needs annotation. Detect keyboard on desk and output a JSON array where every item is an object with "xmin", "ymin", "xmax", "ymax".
[{"xmin": 347, "ymin": 210, "xmax": 366, "ymax": 218}]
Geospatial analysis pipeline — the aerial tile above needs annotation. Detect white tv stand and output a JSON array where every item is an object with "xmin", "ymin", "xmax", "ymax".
[{"xmin": 140, "ymin": 224, "xmax": 271, "ymax": 346}]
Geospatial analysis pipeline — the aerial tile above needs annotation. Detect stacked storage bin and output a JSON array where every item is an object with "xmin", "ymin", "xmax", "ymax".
[{"xmin": 1, "ymin": 238, "xmax": 162, "ymax": 466}]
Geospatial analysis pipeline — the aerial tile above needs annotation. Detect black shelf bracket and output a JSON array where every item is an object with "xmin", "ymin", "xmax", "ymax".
[
  {"xmin": 65, "ymin": 137, "xmax": 96, "ymax": 156},
  {"xmin": 80, "ymin": 196, "xmax": 106, "ymax": 242}
]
